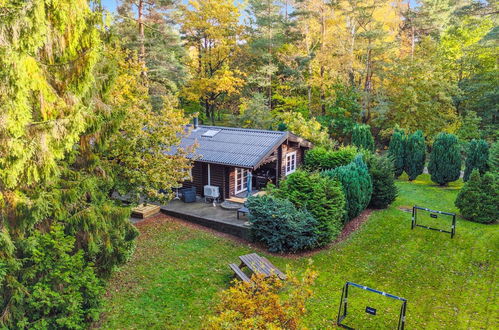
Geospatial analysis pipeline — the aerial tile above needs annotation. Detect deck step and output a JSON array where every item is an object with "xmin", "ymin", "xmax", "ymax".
[{"xmin": 132, "ymin": 204, "xmax": 160, "ymax": 219}]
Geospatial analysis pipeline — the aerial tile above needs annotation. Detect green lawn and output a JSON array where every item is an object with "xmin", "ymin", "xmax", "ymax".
[{"xmin": 100, "ymin": 175, "xmax": 498, "ymax": 329}]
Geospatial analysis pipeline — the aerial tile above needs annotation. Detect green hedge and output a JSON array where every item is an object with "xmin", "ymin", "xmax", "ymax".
[
  {"xmin": 322, "ymin": 155, "xmax": 372, "ymax": 221},
  {"xmin": 272, "ymin": 170, "xmax": 346, "ymax": 245},
  {"xmin": 352, "ymin": 124, "xmax": 375, "ymax": 152},
  {"xmin": 304, "ymin": 146, "xmax": 357, "ymax": 171},
  {"xmin": 428, "ymin": 133, "xmax": 462, "ymax": 185},
  {"xmin": 463, "ymin": 139, "xmax": 489, "ymax": 181},
  {"xmin": 364, "ymin": 153, "xmax": 398, "ymax": 208},
  {"xmin": 404, "ymin": 130, "xmax": 426, "ymax": 181},
  {"xmin": 489, "ymin": 142, "xmax": 499, "ymax": 173},
  {"xmin": 455, "ymin": 170, "xmax": 498, "ymax": 224},
  {"xmin": 247, "ymin": 195, "xmax": 319, "ymax": 252},
  {"xmin": 388, "ymin": 129, "xmax": 406, "ymax": 178}
]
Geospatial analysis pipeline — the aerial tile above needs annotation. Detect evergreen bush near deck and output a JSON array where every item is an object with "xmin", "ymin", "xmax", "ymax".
[
  {"xmin": 404, "ymin": 130, "xmax": 426, "ymax": 181},
  {"xmin": 428, "ymin": 133, "xmax": 462, "ymax": 185},
  {"xmin": 352, "ymin": 124, "xmax": 375, "ymax": 152},
  {"xmin": 455, "ymin": 170, "xmax": 498, "ymax": 224},
  {"xmin": 273, "ymin": 171, "xmax": 346, "ymax": 245},
  {"xmin": 322, "ymin": 155, "xmax": 372, "ymax": 221},
  {"xmin": 363, "ymin": 153, "xmax": 398, "ymax": 208},
  {"xmin": 304, "ymin": 146, "xmax": 357, "ymax": 171},
  {"xmin": 246, "ymin": 195, "xmax": 319, "ymax": 252},
  {"xmin": 388, "ymin": 129, "xmax": 406, "ymax": 178},
  {"xmin": 463, "ymin": 139, "xmax": 489, "ymax": 181}
]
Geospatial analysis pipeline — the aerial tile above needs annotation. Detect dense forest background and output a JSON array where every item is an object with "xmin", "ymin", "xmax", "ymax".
[
  {"xmin": 0, "ymin": 0, "xmax": 497, "ymax": 328},
  {"xmin": 115, "ymin": 0, "xmax": 497, "ymax": 144}
]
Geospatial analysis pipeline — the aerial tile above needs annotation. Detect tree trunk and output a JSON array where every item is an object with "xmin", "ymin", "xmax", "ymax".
[
  {"xmin": 349, "ymin": 19, "xmax": 356, "ymax": 86},
  {"xmin": 320, "ymin": 6, "xmax": 326, "ymax": 115},
  {"xmin": 138, "ymin": 0, "xmax": 146, "ymax": 76}
]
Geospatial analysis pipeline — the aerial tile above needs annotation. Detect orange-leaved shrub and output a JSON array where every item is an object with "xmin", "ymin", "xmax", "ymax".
[{"xmin": 206, "ymin": 266, "xmax": 318, "ymax": 329}]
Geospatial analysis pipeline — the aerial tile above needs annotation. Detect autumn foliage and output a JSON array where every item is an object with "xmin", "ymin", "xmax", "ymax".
[{"xmin": 206, "ymin": 267, "xmax": 318, "ymax": 329}]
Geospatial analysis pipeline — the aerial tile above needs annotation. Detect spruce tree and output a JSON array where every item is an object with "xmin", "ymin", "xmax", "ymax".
[
  {"xmin": 455, "ymin": 170, "xmax": 498, "ymax": 224},
  {"xmin": 322, "ymin": 155, "xmax": 372, "ymax": 221},
  {"xmin": 428, "ymin": 133, "xmax": 462, "ymax": 185},
  {"xmin": 388, "ymin": 129, "xmax": 406, "ymax": 178},
  {"xmin": 489, "ymin": 142, "xmax": 499, "ymax": 173},
  {"xmin": 463, "ymin": 139, "xmax": 489, "ymax": 181},
  {"xmin": 404, "ymin": 130, "xmax": 426, "ymax": 181},
  {"xmin": 352, "ymin": 124, "xmax": 375, "ymax": 151},
  {"xmin": 364, "ymin": 153, "xmax": 398, "ymax": 208}
]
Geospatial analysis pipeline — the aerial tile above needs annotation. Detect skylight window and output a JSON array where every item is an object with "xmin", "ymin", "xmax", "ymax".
[{"xmin": 202, "ymin": 129, "xmax": 221, "ymax": 138}]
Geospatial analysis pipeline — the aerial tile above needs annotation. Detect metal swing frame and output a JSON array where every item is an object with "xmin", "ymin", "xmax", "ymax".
[
  {"xmin": 411, "ymin": 205, "xmax": 457, "ymax": 238},
  {"xmin": 337, "ymin": 282, "xmax": 407, "ymax": 330}
]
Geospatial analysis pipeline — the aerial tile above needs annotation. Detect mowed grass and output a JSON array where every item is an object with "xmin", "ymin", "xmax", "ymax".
[{"xmin": 100, "ymin": 175, "xmax": 498, "ymax": 329}]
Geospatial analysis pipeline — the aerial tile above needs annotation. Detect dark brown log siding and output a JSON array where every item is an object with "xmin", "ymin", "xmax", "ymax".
[
  {"xmin": 182, "ymin": 162, "xmax": 230, "ymax": 198},
  {"xmin": 183, "ymin": 141, "xmax": 308, "ymax": 200},
  {"xmin": 280, "ymin": 142, "xmax": 303, "ymax": 179}
]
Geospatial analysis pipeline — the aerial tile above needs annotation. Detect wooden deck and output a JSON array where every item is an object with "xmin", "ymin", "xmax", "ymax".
[{"xmin": 161, "ymin": 200, "xmax": 253, "ymax": 241}]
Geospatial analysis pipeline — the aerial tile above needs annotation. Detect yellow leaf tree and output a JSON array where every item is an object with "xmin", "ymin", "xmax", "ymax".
[{"xmin": 180, "ymin": 0, "xmax": 244, "ymax": 124}]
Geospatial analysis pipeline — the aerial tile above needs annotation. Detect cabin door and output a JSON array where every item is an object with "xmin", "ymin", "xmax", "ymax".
[{"xmin": 235, "ymin": 168, "xmax": 249, "ymax": 195}]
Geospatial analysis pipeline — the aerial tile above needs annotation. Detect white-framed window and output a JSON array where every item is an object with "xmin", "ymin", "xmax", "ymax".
[
  {"xmin": 285, "ymin": 151, "xmax": 297, "ymax": 175},
  {"xmin": 235, "ymin": 168, "xmax": 249, "ymax": 194}
]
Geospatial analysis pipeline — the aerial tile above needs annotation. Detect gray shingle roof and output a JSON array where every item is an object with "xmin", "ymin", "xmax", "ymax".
[{"xmin": 172, "ymin": 125, "xmax": 289, "ymax": 169}]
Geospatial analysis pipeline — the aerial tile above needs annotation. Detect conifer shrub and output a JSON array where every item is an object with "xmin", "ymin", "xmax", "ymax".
[
  {"xmin": 10, "ymin": 225, "xmax": 103, "ymax": 329},
  {"xmin": 246, "ymin": 195, "xmax": 319, "ymax": 252},
  {"xmin": 489, "ymin": 142, "xmax": 499, "ymax": 173},
  {"xmin": 304, "ymin": 146, "xmax": 357, "ymax": 171},
  {"xmin": 388, "ymin": 128, "xmax": 406, "ymax": 178},
  {"xmin": 463, "ymin": 139, "xmax": 489, "ymax": 181},
  {"xmin": 207, "ymin": 267, "xmax": 318, "ymax": 329},
  {"xmin": 363, "ymin": 152, "xmax": 398, "ymax": 208},
  {"xmin": 273, "ymin": 170, "xmax": 346, "ymax": 245},
  {"xmin": 352, "ymin": 124, "xmax": 375, "ymax": 151},
  {"xmin": 322, "ymin": 155, "xmax": 372, "ymax": 221},
  {"xmin": 428, "ymin": 133, "xmax": 462, "ymax": 185},
  {"xmin": 455, "ymin": 170, "xmax": 498, "ymax": 224},
  {"xmin": 404, "ymin": 130, "xmax": 426, "ymax": 181}
]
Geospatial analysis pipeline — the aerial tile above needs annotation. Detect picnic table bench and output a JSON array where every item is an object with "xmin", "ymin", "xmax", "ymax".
[{"xmin": 228, "ymin": 253, "xmax": 286, "ymax": 283}]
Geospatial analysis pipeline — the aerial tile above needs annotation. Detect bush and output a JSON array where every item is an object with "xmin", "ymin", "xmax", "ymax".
[
  {"xmin": 10, "ymin": 225, "xmax": 103, "ymax": 329},
  {"xmin": 363, "ymin": 153, "xmax": 398, "ymax": 208},
  {"xmin": 273, "ymin": 170, "xmax": 346, "ymax": 245},
  {"xmin": 404, "ymin": 130, "xmax": 426, "ymax": 181},
  {"xmin": 463, "ymin": 139, "xmax": 489, "ymax": 181},
  {"xmin": 352, "ymin": 124, "xmax": 375, "ymax": 151},
  {"xmin": 489, "ymin": 142, "xmax": 499, "ymax": 173},
  {"xmin": 246, "ymin": 195, "xmax": 319, "ymax": 253},
  {"xmin": 206, "ymin": 267, "xmax": 318, "ymax": 329},
  {"xmin": 304, "ymin": 146, "xmax": 357, "ymax": 171},
  {"xmin": 388, "ymin": 128, "xmax": 406, "ymax": 178},
  {"xmin": 322, "ymin": 155, "xmax": 372, "ymax": 221},
  {"xmin": 455, "ymin": 170, "xmax": 498, "ymax": 224},
  {"xmin": 428, "ymin": 133, "xmax": 462, "ymax": 185}
]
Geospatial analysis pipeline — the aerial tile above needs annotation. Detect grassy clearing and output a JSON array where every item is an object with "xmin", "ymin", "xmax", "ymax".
[{"xmin": 100, "ymin": 174, "xmax": 498, "ymax": 329}]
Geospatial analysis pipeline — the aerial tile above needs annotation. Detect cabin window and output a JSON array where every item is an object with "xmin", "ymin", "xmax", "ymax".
[
  {"xmin": 235, "ymin": 168, "xmax": 249, "ymax": 194},
  {"xmin": 285, "ymin": 151, "xmax": 297, "ymax": 175}
]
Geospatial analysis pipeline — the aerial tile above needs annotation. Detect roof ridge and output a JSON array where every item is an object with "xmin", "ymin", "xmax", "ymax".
[{"xmin": 190, "ymin": 124, "xmax": 288, "ymax": 135}]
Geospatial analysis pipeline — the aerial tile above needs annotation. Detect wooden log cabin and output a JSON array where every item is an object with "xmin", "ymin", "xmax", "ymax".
[{"xmin": 175, "ymin": 120, "xmax": 313, "ymax": 202}]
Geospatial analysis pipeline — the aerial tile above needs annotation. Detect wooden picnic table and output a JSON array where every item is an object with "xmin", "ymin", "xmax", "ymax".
[{"xmin": 238, "ymin": 253, "xmax": 286, "ymax": 280}]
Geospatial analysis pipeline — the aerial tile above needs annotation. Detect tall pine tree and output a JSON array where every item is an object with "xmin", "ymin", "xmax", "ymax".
[
  {"xmin": 352, "ymin": 124, "xmax": 375, "ymax": 151},
  {"xmin": 463, "ymin": 139, "xmax": 489, "ymax": 181},
  {"xmin": 388, "ymin": 128, "xmax": 406, "ymax": 178},
  {"xmin": 404, "ymin": 130, "xmax": 426, "ymax": 181},
  {"xmin": 428, "ymin": 133, "xmax": 462, "ymax": 185}
]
